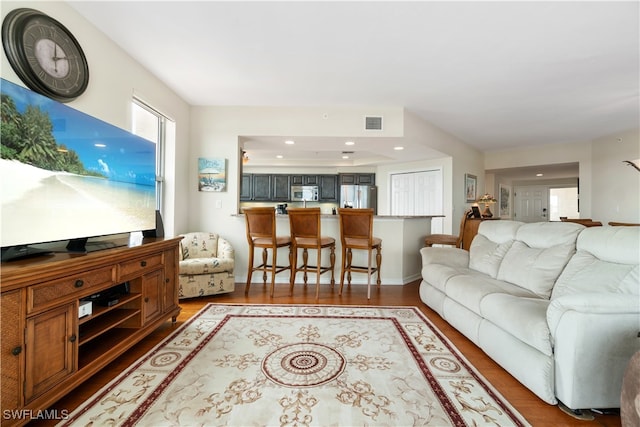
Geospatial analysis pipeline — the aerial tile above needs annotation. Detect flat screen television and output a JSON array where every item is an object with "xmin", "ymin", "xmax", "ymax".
[{"xmin": 1, "ymin": 78, "xmax": 157, "ymax": 261}]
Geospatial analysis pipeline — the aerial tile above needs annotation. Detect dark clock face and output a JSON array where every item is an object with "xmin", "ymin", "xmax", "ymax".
[{"xmin": 2, "ymin": 8, "xmax": 89, "ymax": 102}]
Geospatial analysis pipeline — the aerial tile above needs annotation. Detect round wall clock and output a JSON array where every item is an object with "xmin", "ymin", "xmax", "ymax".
[{"xmin": 2, "ymin": 8, "xmax": 89, "ymax": 102}]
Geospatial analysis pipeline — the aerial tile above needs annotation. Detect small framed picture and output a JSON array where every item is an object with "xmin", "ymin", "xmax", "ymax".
[
  {"xmin": 198, "ymin": 157, "xmax": 227, "ymax": 192},
  {"xmin": 471, "ymin": 205, "xmax": 482, "ymax": 218},
  {"xmin": 465, "ymin": 173, "xmax": 477, "ymax": 202},
  {"xmin": 499, "ymin": 184, "xmax": 511, "ymax": 218}
]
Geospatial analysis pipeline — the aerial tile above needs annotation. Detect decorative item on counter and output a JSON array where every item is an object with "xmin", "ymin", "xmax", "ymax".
[{"xmin": 477, "ymin": 193, "xmax": 497, "ymax": 218}]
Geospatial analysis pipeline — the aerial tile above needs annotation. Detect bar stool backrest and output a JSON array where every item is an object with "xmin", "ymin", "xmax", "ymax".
[
  {"xmin": 288, "ymin": 208, "xmax": 321, "ymax": 240},
  {"xmin": 244, "ymin": 207, "xmax": 276, "ymax": 242},
  {"xmin": 339, "ymin": 208, "xmax": 374, "ymax": 245}
]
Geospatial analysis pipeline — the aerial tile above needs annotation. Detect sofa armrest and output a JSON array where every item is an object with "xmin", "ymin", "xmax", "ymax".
[
  {"xmin": 547, "ymin": 293, "xmax": 640, "ymax": 334},
  {"xmin": 217, "ymin": 237, "xmax": 235, "ymax": 260},
  {"xmin": 546, "ymin": 293, "xmax": 640, "ymax": 409},
  {"xmin": 420, "ymin": 247, "xmax": 469, "ymax": 268}
]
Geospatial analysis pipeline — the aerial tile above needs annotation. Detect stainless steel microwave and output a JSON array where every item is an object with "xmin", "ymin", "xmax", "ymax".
[{"xmin": 291, "ymin": 185, "xmax": 318, "ymax": 201}]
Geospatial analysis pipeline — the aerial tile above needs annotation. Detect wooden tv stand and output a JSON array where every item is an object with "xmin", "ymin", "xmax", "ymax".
[{"xmin": 0, "ymin": 237, "xmax": 182, "ymax": 427}]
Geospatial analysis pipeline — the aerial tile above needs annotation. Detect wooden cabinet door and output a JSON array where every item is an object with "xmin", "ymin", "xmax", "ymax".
[
  {"xmin": 357, "ymin": 173, "xmax": 375, "ymax": 185},
  {"xmin": 251, "ymin": 175, "xmax": 272, "ymax": 200},
  {"xmin": 272, "ymin": 175, "xmax": 291, "ymax": 201},
  {"xmin": 25, "ymin": 303, "xmax": 76, "ymax": 402},
  {"xmin": 163, "ymin": 248, "xmax": 179, "ymax": 316},
  {"xmin": 339, "ymin": 173, "xmax": 375, "ymax": 186},
  {"xmin": 339, "ymin": 173, "xmax": 356, "ymax": 185},
  {"xmin": 1, "ymin": 290, "xmax": 24, "ymax": 411},
  {"xmin": 142, "ymin": 269, "xmax": 163, "ymax": 324},
  {"xmin": 318, "ymin": 175, "xmax": 338, "ymax": 201},
  {"xmin": 240, "ymin": 174, "xmax": 252, "ymax": 200},
  {"xmin": 303, "ymin": 175, "xmax": 319, "ymax": 185}
]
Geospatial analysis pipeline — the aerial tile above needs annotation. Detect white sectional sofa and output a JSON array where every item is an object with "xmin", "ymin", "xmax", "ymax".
[{"xmin": 419, "ymin": 220, "xmax": 640, "ymax": 411}]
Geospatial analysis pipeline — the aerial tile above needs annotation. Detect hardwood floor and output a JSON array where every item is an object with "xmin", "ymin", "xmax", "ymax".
[{"xmin": 31, "ymin": 280, "xmax": 621, "ymax": 427}]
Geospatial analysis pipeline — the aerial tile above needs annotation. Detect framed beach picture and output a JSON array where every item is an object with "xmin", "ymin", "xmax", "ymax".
[
  {"xmin": 499, "ymin": 184, "xmax": 511, "ymax": 218},
  {"xmin": 198, "ymin": 157, "xmax": 227, "ymax": 192},
  {"xmin": 465, "ymin": 173, "xmax": 477, "ymax": 203}
]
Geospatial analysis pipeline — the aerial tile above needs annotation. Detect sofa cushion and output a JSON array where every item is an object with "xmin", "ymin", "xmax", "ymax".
[
  {"xmin": 497, "ymin": 222, "xmax": 582, "ymax": 298},
  {"xmin": 552, "ymin": 226, "xmax": 640, "ymax": 299},
  {"xmin": 180, "ymin": 232, "xmax": 220, "ymax": 259},
  {"xmin": 179, "ymin": 257, "xmax": 234, "ymax": 275},
  {"xmin": 481, "ymin": 294, "xmax": 552, "ymax": 356},
  {"xmin": 421, "ymin": 263, "xmax": 468, "ymax": 293},
  {"xmin": 468, "ymin": 220, "xmax": 522, "ymax": 278},
  {"xmin": 445, "ymin": 273, "xmax": 539, "ymax": 317},
  {"xmin": 575, "ymin": 225, "xmax": 640, "ymax": 265},
  {"xmin": 420, "ymin": 247, "xmax": 470, "ymax": 293}
]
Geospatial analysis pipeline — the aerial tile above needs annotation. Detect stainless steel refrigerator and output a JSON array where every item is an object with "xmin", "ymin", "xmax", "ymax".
[{"xmin": 340, "ymin": 185, "xmax": 377, "ymax": 214}]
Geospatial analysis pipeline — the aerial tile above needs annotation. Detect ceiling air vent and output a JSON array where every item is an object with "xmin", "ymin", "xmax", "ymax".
[{"xmin": 365, "ymin": 116, "xmax": 383, "ymax": 131}]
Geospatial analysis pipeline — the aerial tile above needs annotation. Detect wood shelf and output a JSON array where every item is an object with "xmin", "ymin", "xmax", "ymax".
[
  {"xmin": 78, "ymin": 293, "xmax": 141, "ymax": 326},
  {"xmin": 78, "ymin": 327, "xmax": 139, "ymax": 370},
  {"xmin": 79, "ymin": 308, "xmax": 141, "ymax": 346}
]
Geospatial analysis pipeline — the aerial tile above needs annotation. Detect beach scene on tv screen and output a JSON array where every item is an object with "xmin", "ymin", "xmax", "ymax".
[{"xmin": 0, "ymin": 79, "xmax": 156, "ymax": 248}]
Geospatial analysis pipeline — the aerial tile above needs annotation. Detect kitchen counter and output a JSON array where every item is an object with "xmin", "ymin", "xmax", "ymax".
[{"xmin": 233, "ymin": 213, "xmax": 440, "ymax": 286}]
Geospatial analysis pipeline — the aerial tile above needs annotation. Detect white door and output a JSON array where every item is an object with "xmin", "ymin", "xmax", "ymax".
[
  {"xmin": 514, "ymin": 185, "xmax": 549, "ymax": 222},
  {"xmin": 391, "ymin": 169, "xmax": 443, "ymax": 232}
]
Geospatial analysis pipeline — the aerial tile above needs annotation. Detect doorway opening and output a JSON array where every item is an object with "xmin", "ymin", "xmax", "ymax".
[
  {"xmin": 514, "ymin": 185, "xmax": 579, "ymax": 222},
  {"xmin": 549, "ymin": 187, "xmax": 579, "ymax": 221}
]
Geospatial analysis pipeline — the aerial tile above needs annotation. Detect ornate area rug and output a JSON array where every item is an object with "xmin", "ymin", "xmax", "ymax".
[{"xmin": 60, "ymin": 304, "xmax": 530, "ymax": 426}]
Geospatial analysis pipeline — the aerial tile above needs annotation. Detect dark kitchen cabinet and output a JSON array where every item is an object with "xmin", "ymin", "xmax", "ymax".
[
  {"xmin": 240, "ymin": 174, "xmax": 252, "ymax": 201},
  {"xmin": 339, "ymin": 173, "xmax": 375, "ymax": 185},
  {"xmin": 291, "ymin": 175, "xmax": 319, "ymax": 186},
  {"xmin": 251, "ymin": 175, "xmax": 272, "ymax": 200},
  {"xmin": 272, "ymin": 175, "xmax": 291, "ymax": 201},
  {"xmin": 318, "ymin": 175, "xmax": 338, "ymax": 201}
]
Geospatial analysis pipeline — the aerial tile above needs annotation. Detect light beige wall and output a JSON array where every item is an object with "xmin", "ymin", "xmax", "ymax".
[
  {"xmin": 189, "ymin": 105, "xmax": 405, "ymax": 233},
  {"xmin": 591, "ymin": 128, "xmax": 640, "ymax": 223},
  {"xmin": 402, "ymin": 111, "xmax": 484, "ymax": 233},
  {"xmin": 484, "ymin": 129, "xmax": 640, "ymax": 223},
  {"xmin": 1, "ymin": 1, "xmax": 191, "ymax": 236},
  {"xmin": 190, "ymin": 106, "xmax": 478, "ymax": 239}
]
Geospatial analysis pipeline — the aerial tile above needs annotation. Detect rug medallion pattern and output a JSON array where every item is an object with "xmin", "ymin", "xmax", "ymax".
[{"xmin": 60, "ymin": 304, "xmax": 529, "ymax": 426}]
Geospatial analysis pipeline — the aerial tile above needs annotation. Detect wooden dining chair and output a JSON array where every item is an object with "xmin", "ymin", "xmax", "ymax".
[
  {"xmin": 244, "ymin": 207, "xmax": 292, "ymax": 297},
  {"xmin": 338, "ymin": 208, "xmax": 381, "ymax": 299},
  {"xmin": 287, "ymin": 208, "xmax": 336, "ymax": 300},
  {"xmin": 424, "ymin": 209, "xmax": 471, "ymax": 248}
]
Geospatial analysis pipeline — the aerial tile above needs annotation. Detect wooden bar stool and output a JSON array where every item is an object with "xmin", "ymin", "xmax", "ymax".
[
  {"xmin": 287, "ymin": 208, "xmax": 335, "ymax": 300},
  {"xmin": 244, "ymin": 207, "xmax": 292, "ymax": 297},
  {"xmin": 338, "ymin": 208, "xmax": 381, "ymax": 299}
]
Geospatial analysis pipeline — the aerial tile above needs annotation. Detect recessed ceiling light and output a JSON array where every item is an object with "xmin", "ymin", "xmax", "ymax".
[
  {"xmin": 342, "ymin": 155, "xmax": 349, "ymax": 159},
  {"xmin": 345, "ymin": 141, "xmax": 355, "ymax": 146},
  {"xmin": 394, "ymin": 146, "xmax": 404, "ymax": 151},
  {"xmin": 536, "ymin": 173, "xmax": 544, "ymax": 177},
  {"xmin": 276, "ymin": 155, "xmax": 283, "ymax": 159},
  {"xmin": 285, "ymin": 140, "xmax": 295, "ymax": 145}
]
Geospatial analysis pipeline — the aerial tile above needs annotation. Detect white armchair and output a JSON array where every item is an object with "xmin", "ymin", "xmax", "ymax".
[{"xmin": 178, "ymin": 232, "xmax": 235, "ymax": 298}]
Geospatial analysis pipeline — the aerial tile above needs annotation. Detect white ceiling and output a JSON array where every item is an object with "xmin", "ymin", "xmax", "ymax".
[{"xmin": 69, "ymin": 1, "xmax": 639, "ymax": 167}]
